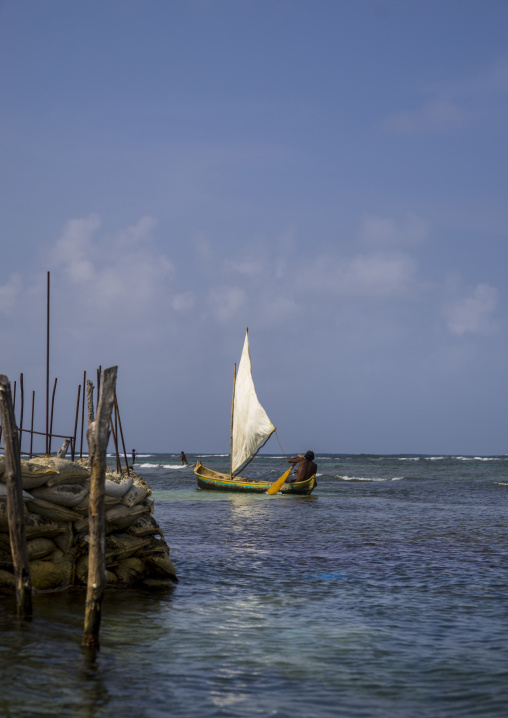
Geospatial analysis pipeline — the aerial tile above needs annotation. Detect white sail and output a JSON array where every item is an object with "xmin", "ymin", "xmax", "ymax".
[{"xmin": 231, "ymin": 331, "xmax": 274, "ymax": 474}]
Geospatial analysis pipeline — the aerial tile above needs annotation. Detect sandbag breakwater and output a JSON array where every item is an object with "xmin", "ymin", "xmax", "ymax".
[{"xmin": 0, "ymin": 456, "xmax": 177, "ymax": 592}]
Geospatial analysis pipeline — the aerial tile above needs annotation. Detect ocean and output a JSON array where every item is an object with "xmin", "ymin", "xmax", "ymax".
[{"xmin": 1, "ymin": 453, "xmax": 507, "ymax": 717}]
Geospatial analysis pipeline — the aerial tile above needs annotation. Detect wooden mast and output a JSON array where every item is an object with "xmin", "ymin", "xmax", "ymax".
[{"xmin": 230, "ymin": 361, "xmax": 236, "ymax": 480}]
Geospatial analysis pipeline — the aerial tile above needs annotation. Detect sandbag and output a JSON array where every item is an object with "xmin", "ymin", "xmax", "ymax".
[
  {"xmin": 73, "ymin": 493, "xmax": 121, "ymax": 518},
  {"xmin": 53, "ymin": 525, "xmax": 74, "ymax": 553},
  {"xmin": 27, "ymin": 537, "xmax": 57, "ymax": 560},
  {"xmin": 30, "ymin": 549, "xmax": 75, "ymax": 591},
  {"xmin": 0, "ymin": 485, "xmax": 34, "ymax": 502},
  {"xmin": 0, "ymin": 502, "xmax": 28, "ymax": 532},
  {"xmin": 146, "ymin": 553, "xmax": 177, "ymax": 580},
  {"xmin": 121, "ymin": 482, "xmax": 150, "ymax": 508},
  {"xmin": 105, "ymin": 534, "xmax": 150, "ymax": 562},
  {"xmin": 27, "ymin": 457, "xmax": 90, "ymax": 486},
  {"xmin": 128, "ymin": 514, "xmax": 163, "ymax": 538},
  {"xmin": 105, "ymin": 504, "xmax": 149, "ymax": 530},
  {"xmin": 0, "ymin": 549, "xmax": 13, "ymax": 568},
  {"xmin": 15, "ymin": 460, "xmax": 58, "ymax": 490},
  {"xmin": 135, "ymin": 535, "xmax": 170, "ymax": 557},
  {"xmin": 0, "ymin": 535, "xmax": 58, "ymax": 561},
  {"xmin": 106, "ymin": 569, "xmax": 119, "ymax": 585},
  {"xmin": 30, "ymin": 482, "xmax": 89, "ymax": 507},
  {"xmin": 114, "ymin": 557, "xmax": 146, "ymax": 586},
  {"xmin": 75, "ymin": 555, "xmax": 120, "ymax": 585},
  {"xmin": 0, "ymin": 568, "xmax": 14, "ymax": 588},
  {"xmin": 26, "ymin": 498, "xmax": 82, "ymax": 523},
  {"xmin": 75, "ymin": 555, "xmax": 88, "ymax": 584},
  {"xmin": 105, "ymin": 477, "xmax": 133, "ymax": 499},
  {"xmin": 25, "ymin": 512, "xmax": 66, "ymax": 540}
]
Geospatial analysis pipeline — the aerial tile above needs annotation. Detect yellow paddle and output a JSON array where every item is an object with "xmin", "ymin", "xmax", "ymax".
[{"xmin": 267, "ymin": 465, "xmax": 293, "ymax": 495}]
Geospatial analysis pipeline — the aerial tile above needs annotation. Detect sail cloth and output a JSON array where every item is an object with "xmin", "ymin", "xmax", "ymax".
[{"xmin": 231, "ymin": 332, "xmax": 275, "ymax": 474}]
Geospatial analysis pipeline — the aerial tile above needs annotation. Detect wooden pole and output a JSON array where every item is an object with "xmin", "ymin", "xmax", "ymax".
[
  {"xmin": 0, "ymin": 375, "xmax": 32, "ymax": 619},
  {"xmin": 56, "ymin": 438, "xmax": 71, "ymax": 458},
  {"xmin": 82, "ymin": 365, "xmax": 117, "ymax": 650},
  {"xmin": 86, "ymin": 380, "xmax": 95, "ymax": 426},
  {"xmin": 96, "ymin": 366, "xmax": 101, "ymax": 415}
]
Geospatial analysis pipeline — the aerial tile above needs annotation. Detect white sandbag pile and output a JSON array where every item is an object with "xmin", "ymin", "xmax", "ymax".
[{"xmin": 0, "ymin": 455, "xmax": 177, "ymax": 593}]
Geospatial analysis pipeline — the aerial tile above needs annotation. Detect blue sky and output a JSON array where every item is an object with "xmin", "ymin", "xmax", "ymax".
[{"xmin": 1, "ymin": 0, "xmax": 508, "ymax": 455}]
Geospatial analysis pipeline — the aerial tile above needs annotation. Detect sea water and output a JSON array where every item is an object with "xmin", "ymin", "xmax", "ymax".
[{"xmin": 1, "ymin": 453, "xmax": 507, "ymax": 717}]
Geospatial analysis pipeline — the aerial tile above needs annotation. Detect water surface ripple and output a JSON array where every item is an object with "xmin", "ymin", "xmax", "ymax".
[{"xmin": 1, "ymin": 454, "xmax": 507, "ymax": 717}]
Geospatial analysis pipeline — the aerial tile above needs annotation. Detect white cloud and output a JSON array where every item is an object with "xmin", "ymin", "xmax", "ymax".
[
  {"xmin": 0, "ymin": 274, "xmax": 22, "ymax": 314},
  {"xmin": 111, "ymin": 216, "xmax": 157, "ymax": 251},
  {"xmin": 384, "ymin": 55, "xmax": 508, "ymax": 133},
  {"xmin": 52, "ymin": 215, "xmax": 100, "ymax": 282},
  {"xmin": 209, "ymin": 287, "xmax": 247, "ymax": 322},
  {"xmin": 358, "ymin": 214, "xmax": 429, "ymax": 247},
  {"xmin": 305, "ymin": 252, "xmax": 418, "ymax": 299},
  {"xmin": 48, "ymin": 215, "xmax": 176, "ymax": 340},
  {"xmin": 172, "ymin": 293, "xmax": 196, "ymax": 312},
  {"xmin": 385, "ymin": 97, "xmax": 465, "ymax": 133},
  {"xmin": 444, "ymin": 283, "xmax": 499, "ymax": 335},
  {"xmin": 225, "ymin": 259, "xmax": 264, "ymax": 276}
]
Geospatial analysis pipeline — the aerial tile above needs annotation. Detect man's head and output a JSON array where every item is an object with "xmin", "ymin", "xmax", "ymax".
[{"xmin": 305, "ymin": 451, "xmax": 315, "ymax": 461}]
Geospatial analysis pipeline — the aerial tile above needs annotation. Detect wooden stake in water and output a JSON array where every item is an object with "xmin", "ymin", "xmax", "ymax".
[
  {"xmin": 0, "ymin": 375, "xmax": 32, "ymax": 619},
  {"xmin": 82, "ymin": 366, "xmax": 117, "ymax": 650}
]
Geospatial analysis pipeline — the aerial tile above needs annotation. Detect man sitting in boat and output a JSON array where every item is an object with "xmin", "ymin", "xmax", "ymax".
[{"xmin": 287, "ymin": 451, "xmax": 317, "ymax": 484}]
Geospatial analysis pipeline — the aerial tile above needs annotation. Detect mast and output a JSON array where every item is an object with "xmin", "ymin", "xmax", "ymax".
[{"xmin": 230, "ymin": 362, "xmax": 236, "ymax": 480}]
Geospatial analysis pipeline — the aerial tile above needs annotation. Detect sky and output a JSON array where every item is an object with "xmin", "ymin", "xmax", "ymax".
[{"xmin": 1, "ymin": 0, "xmax": 508, "ymax": 456}]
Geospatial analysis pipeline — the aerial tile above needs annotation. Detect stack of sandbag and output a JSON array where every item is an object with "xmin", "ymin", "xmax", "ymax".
[{"xmin": 0, "ymin": 454, "xmax": 177, "ymax": 593}]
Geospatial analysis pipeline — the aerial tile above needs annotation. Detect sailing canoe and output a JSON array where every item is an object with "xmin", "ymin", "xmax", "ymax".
[{"xmin": 194, "ymin": 461, "xmax": 316, "ymax": 495}]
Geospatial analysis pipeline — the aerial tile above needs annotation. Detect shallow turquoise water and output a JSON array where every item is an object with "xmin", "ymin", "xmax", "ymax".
[{"xmin": 1, "ymin": 454, "xmax": 508, "ymax": 717}]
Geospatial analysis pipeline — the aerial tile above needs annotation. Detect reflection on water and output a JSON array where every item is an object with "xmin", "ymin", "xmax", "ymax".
[{"xmin": 1, "ymin": 454, "xmax": 508, "ymax": 717}]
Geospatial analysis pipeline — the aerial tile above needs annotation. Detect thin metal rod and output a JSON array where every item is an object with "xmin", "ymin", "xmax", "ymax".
[
  {"xmin": 18, "ymin": 373, "xmax": 24, "ymax": 454},
  {"xmin": 30, "ymin": 391, "xmax": 35, "ymax": 458},
  {"xmin": 115, "ymin": 404, "xmax": 119, "ymax": 470},
  {"xmin": 20, "ymin": 428, "xmax": 71, "ymax": 439},
  {"xmin": 48, "ymin": 377, "xmax": 57, "ymax": 456},
  {"xmin": 80, "ymin": 371, "xmax": 86, "ymax": 458},
  {"xmin": 114, "ymin": 397, "xmax": 130, "ymax": 476},
  {"xmin": 72, "ymin": 384, "xmax": 81, "ymax": 462},
  {"xmin": 109, "ymin": 418, "xmax": 121, "ymax": 473},
  {"xmin": 46, "ymin": 271, "xmax": 50, "ymax": 455}
]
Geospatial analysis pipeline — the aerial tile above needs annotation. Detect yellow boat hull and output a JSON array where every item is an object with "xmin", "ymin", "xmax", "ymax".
[{"xmin": 194, "ymin": 461, "xmax": 315, "ymax": 495}]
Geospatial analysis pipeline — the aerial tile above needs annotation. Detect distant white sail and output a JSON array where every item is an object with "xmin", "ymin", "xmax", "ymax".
[{"xmin": 231, "ymin": 331, "xmax": 274, "ymax": 474}]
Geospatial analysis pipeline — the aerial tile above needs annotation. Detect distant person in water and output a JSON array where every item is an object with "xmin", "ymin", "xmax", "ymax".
[
  {"xmin": 287, "ymin": 451, "xmax": 317, "ymax": 485},
  {"xmin": 180, "ymin": 451, "xmax": 188, "ymax": 465},
  {"xmin": 132, "ymin": 449, "xmax": 137, "ymax": 465}
]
